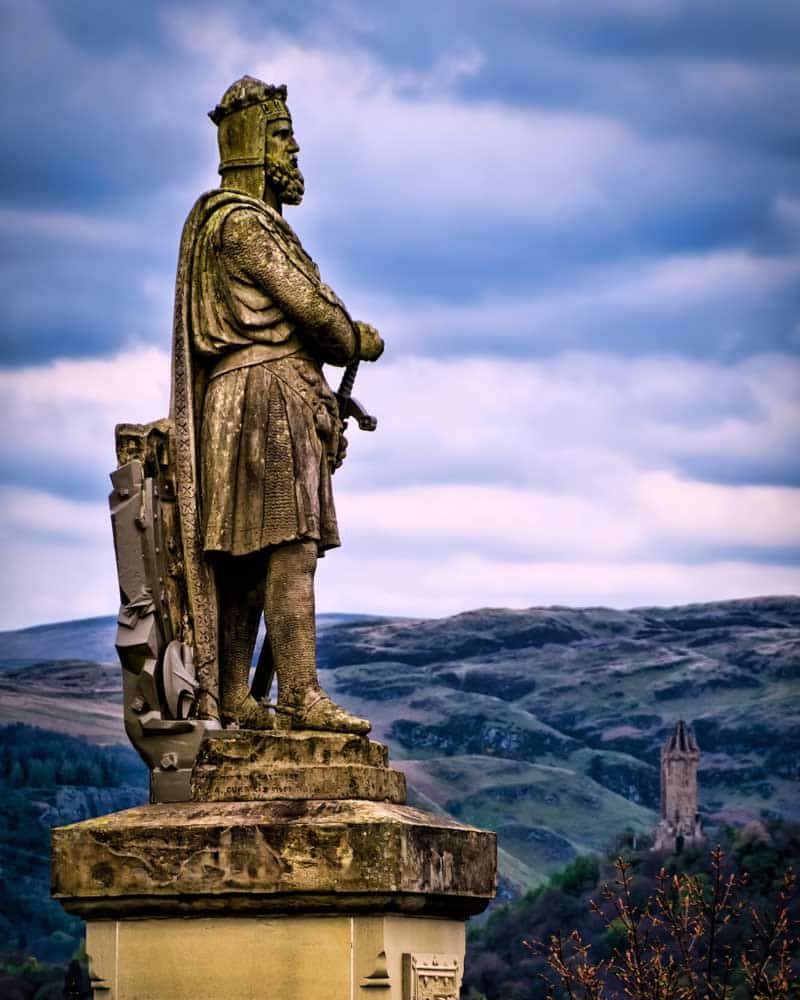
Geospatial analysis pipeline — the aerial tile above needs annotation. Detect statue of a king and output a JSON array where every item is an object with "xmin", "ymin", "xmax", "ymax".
[{"xmin": 170, "ymin": 76, "xmax": 383, "ymax": 735}]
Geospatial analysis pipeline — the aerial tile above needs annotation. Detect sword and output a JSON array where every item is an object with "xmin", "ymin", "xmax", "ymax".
[{"xmin": 335, "ymin": 360, "xmax": 377, "ymax": 431}]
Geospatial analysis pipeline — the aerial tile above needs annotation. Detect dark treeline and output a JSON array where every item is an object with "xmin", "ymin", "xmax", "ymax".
[
  {"xmin": 0, "ymin": 722, "xmax": 143, "ymax": 790},
  {"xmin": 463, "ymin": 820, "xmax": 800, "ymax": 999},
  {"xmin": 0, "ymin": 724, "xmax": 146, "ymax": 998}
]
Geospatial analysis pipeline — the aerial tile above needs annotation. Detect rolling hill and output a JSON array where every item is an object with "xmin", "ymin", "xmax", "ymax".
[{"xmin": 1, "ymin": 596, "xmax": 797, "ymax": 895}]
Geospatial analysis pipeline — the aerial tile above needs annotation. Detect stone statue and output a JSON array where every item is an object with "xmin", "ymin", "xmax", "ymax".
[
  {"xmin": 62, "ymin": 80, "xmax": 496, "ymax": 993},
  {"xmin": 109, "ymin": 77, "xmax": 384, "ymax": 794}
]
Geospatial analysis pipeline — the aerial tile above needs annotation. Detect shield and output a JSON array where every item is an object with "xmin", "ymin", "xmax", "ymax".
[{"xmin": 109, "ymin": 426, "xmax": 219, "ymax": 802}]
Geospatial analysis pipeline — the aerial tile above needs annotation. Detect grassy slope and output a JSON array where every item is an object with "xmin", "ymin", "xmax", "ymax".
[
  {"xmin": 2, "ymin": 597, "xmax": 797, "ymax": 893},
  {"xmin": 320, "ymin": 597, "xmax": 800, "ymax": 889}
]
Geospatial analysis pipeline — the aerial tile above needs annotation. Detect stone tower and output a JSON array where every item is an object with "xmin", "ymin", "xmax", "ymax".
[{"xmin": 653, "ymin": 720, "xmax": 705, "ymax": 853}]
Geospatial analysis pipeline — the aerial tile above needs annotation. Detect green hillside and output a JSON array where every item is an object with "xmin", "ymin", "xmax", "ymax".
[{"xmin": 1, "ymin": 597, "xmax": 798, "ymax": 896}]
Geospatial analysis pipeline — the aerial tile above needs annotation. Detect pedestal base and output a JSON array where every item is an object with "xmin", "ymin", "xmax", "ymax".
[
  {"xmin": 51, "ymin": 799, "xmax": 494, "ymax": 918},
  {"xmin": 86, "ymin": 913, "xmax": 465, "ymax": 999},
  {"xmin": 52, "ymin": 732, "xmax": 496, "ymax": 999}
]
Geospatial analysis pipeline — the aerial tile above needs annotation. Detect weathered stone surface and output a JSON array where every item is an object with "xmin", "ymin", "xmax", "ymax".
[
  {"xmin": 193, "ymin": 762, "xmax": 407, "ymax": 802},
  {"xmin": 196, "ymin": 730, "xmax": 390, "ymax": 768},
  {"xmin": 51, "ymin": 799, "xmax": 496, "ymax": 920},
  {"xmin": 85, "ymin": 913, "xmax": 466, "ymax": 1000},
  {"xmin": 653, "ymin": 720, "xmax": 705, "ymax": 852},
  {"xmin": 190, "ymin": 730, "xmax": 406, "ymax": 802}
]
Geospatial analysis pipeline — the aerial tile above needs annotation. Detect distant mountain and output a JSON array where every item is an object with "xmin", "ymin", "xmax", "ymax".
[
  {"xmin": 0, "ymin": 615, "xmax": 119, "ymax": 665},
  {"xmin": 316, "ymin": 596, "xmax": 800, "ymax": 890},
  {"xmin": 0, "ymin": 612, "xmax": 384, "ymax": 665},
  {"xmin": 2, "ymin": 597, "xmax": 797, "ymax": 894}
]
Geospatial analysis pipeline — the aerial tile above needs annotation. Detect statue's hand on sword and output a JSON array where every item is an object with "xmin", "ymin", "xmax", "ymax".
[{"xmin": 355, "ymin": 321, "xmax": 384, "ymax": 362}]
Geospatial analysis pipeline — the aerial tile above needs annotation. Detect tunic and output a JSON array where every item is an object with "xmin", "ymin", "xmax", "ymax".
[{"xmin": 190, "ymin": 196, "xmax": 358, "ymax": 557}]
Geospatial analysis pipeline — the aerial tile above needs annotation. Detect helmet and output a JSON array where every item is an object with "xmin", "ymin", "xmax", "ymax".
[{"xmin": 209, "ymin": 76, "xmax": 291, "ymax": 175}]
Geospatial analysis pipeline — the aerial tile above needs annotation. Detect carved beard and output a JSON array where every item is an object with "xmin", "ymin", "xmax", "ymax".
[{"xmin": 265, "ymin": 153, "xmax": 305, "ymax": 206}]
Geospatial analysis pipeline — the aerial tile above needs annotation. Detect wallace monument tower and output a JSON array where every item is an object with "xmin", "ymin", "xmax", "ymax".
[{"xmin": 50, "ymin": 77, "xmax": 496, "ymax": 999}]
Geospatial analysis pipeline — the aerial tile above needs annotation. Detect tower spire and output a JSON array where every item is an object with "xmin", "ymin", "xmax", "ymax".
[{"xmin": 653, "ymin": 720, "xmax": 705, "ymax": 853}]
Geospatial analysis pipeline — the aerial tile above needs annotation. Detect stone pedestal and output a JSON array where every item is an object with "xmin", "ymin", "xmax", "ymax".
[
  {"xmin": 52, "ymin": 732, "xmax": 496, "ymax": 999},
  {"xmin": 83, "ymin": 914, "xmax": 465, "ymax": 999}
]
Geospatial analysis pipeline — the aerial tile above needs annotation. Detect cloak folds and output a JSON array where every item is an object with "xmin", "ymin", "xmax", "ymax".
[{"xmin": 170, "ymin": 190, "xmax": 256, "ymax": 720}]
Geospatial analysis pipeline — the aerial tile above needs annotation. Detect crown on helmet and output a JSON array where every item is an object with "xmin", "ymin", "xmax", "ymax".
[{"xmin": 209, "ymin": 76, "xmax": 292, "ymax": 174}]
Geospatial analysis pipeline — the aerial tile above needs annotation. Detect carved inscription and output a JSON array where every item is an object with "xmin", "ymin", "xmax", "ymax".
[{"xmin": 402, "ymin": 953, "xmax": 460, "ymax": 1000}]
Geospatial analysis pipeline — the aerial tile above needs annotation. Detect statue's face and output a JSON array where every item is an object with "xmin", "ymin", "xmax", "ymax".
[{"xmin": 265, "ymin": 116, "xmax": 304, "ymax": 206}]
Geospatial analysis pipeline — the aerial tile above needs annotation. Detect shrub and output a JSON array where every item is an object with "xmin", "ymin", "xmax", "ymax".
[{"xmin": 530, "ymin": 847, "xmax": 798, "ymax": 999}]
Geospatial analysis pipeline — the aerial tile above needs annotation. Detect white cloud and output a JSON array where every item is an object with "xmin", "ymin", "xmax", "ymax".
[
  {"xmin": 677, "ymin": 57, "xmax": 800, "ymax": 104},
  {"xmin": 0, "ymin": 488, "xmax": 116, "ymax": 630},
  {"xmin": 637, "ymin": 473, "xmax": 800, "ymax": 547},
  {"xmin": 339, "ymin": 350, "xmax": 800, "ymax": 494},
  {"xmin": 335, "ymin": 483, "xmax": 643, "ymax": 558},
  {"xmin": 774, "ymin": 195, "xmax": 800, "ymax": 239},
  {"xmin": 0, "ymin": 535, "xmax": 117, "ymax": 631},
  {"xmin": 1, "ymin": 346, "xmax": 798, "ymax": 628},
  {"xmin": 163, "ymin": 10, "xmax": 645, "ymax": 224},
  {"xmin": 0, "ymin": 209, "xmax": 148, "ymax": 248},
  {"xmin": 0, "ymin": 347, "xmax": 170, "ymax": 487},
  {"xmin": 330, "ymin": 473, "xmax": 800, "ymax": 559},
  {"xmin": 316, "ymin": 550, "xmax": 800, "ymax": 619},
  {"xmin": 8, "ymin": 341, "xmax": 787, "ymax": 509},
  {"xmin": 0, "ymin": 487, "xmax": 108, "ymax": 544},
  {"xmin": 602, "ymin": 251, "xmax": 800, "ymax": 306},
  {"xmin": 4, "ymin": 345, "xmax": 797, "ymax": 500},
  {"xmin": 1, "ymin": 478, "xmax": 796, "ymax": 631}
]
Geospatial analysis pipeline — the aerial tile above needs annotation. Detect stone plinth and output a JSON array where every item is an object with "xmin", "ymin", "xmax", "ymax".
[
  {"xmin": 51, "ymin": 798, "xmax": 495, "ymax": 919},
  {"xmin": 191, "ymin": 729, "xmax": 408, "ymax": 803},
  {"xmin": 51, "ymin": 731, "xmax": 496, "ymax": 999}
]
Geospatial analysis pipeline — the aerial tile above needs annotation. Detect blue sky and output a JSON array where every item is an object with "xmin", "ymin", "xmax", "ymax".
[{"xmin": 1, "ymin": 0, "xmax": 798, "ymax": 628}]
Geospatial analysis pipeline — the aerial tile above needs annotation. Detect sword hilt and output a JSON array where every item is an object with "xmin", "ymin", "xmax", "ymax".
[{"xmin": 336, "ymin": 361, "xmax": 377, "ymax": 431}]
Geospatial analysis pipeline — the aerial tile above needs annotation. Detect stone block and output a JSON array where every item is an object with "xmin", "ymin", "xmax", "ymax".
[
  {"xmin": 51, "ymin": 798, "xmax": 496, "ymax": 920},
  {"xmin": 195, "ymin": 730, "xmax": 390, "ymax": 768},
  {"xmin": 84, "ymin": 913, "xmax": 466, "ymax": 999},
  {"xmin": 190, "ymin": 730, "xmax": 406, "ymax": 803}
]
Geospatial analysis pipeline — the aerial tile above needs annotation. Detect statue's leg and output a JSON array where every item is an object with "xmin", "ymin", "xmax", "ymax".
[
  {"xmin": 265, "ymin": 540, "xmax": 370, "ymax": 735},
  {"xmin": 216, "ymin": 552, "xmax": 273, "ymax": 730}
]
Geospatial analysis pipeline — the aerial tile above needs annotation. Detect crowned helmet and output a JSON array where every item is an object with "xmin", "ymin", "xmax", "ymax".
[{"xmin": 209, "ymin": 76, "xmax": 291, "ymax": 176}]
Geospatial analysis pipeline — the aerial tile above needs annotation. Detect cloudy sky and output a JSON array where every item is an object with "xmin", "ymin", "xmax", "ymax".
[{"xmin": 1, "ymin": 0, "xmax": 799, "ymax": 629}]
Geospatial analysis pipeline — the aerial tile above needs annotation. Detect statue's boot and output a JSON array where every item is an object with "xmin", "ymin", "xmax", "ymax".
[
  {"xmin": 287, "ymin": 685, "xmax": 371, "ymax": 736},
  {"xmin": 265, "ymin": 542, "xmax": 371, "ymax": 736},
  {"xmin": 222, "ymin": 693, "xmax": 275, "ymax": 731}
]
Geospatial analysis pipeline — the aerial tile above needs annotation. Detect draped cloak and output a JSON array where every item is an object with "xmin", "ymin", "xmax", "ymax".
[{"xmin": 170, "ymin": 190, "xmax": 358, "ymax": 718}]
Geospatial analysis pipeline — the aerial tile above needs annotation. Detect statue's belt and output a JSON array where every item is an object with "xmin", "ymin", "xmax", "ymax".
[{"xmin": 208, "ymin": 338, "xmax": 314, "ymax": 381}]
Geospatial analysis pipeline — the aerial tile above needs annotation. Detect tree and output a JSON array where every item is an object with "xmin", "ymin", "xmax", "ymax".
[{"xmin": 531, "ymin": 847, "xmax": 798, "ymax": 1000}]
